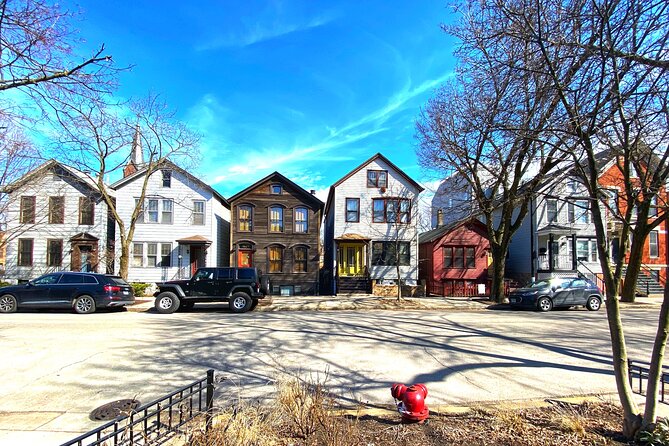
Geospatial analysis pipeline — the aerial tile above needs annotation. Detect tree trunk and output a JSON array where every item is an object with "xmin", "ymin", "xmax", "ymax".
[
  {"xmin": 118, "ymin": 240, "xmax": 130, "ymax": 280},
  {"xmin": 489, "ymin": 245, "xmax": 507, "ymax": 303},
  {"xmin": 604, "ymin": 292, "xmax": 642, "ymax": 438},
  {"xmin": 621, "ymin": 235, "xmax": 646, "ymax": 302},
  {"xmin": 642, "ymin": 283, "xmax": 669, "ymax": 431}
]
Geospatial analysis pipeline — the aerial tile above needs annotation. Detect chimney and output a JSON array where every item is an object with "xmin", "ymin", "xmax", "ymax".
[
  {"xmin": 437, "ymin": 209, "xmax": 444, "ymax": 228},
  {"xmin": 310, "ymin": 189, "xmax": 316, "ymax": 195},
  {"xmin": 123, "ymin": 124, "xmax": 144, "ymax": 178}
]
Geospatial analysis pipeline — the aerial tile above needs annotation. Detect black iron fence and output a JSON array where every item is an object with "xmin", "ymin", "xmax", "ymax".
[
  {"xmin": 61, "ymin": 369, "xmax": 215, "ymax": 446},
  {"xmin": 628, "ymin": 361, "xmax": 669, "ymax": 404}
]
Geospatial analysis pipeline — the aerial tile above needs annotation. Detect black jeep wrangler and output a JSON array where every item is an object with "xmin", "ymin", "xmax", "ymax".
[{"xmin": 154, "ymin": 267, "xmax": 269, "ymax": 314}]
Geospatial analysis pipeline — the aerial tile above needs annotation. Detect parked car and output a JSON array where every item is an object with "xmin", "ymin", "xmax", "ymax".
[
  {"xmin": 508, "ymin": 277, "xmax": 603, "ymax": 312},
  {"xmin": 0, "ymin": 272, "xmax": 135, "ymax": 314},
  {"xmin": 154, "ymin": 267, "xmax": 269, "ymax": 314}
]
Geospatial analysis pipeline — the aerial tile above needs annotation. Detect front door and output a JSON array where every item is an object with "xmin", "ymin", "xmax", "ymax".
[
  {"xmin": 79, "ymin": 246, "xmax": 93, "ymax": 272},
  {"xmin": 190, "ymin": 246, "xmax": 204, "ymax": 276},
  {"xmin": 238, "ymin": 250, "xmax": 253, "ymax": 267},
  {"xmin": 338, "ymin": 244, "xmax": 363, "ymax": 276}
]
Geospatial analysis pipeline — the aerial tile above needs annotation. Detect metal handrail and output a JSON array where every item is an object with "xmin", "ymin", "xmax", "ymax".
[
  {"xmin": 628, "ymin": 360, "xmax": 669, "ymax": 404},
  {"xmin": 61, "ymin": 369, "xmax": 215, "ymax": 446}
]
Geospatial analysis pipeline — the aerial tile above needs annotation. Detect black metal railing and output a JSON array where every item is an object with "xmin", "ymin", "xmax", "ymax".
[
  {"xmin": 628, "ymin": 361, "xmax": 669, "ymax": 404},
  {"xmin": 61, "ymin": 369, "xmax": 215, "ymax": 446}
]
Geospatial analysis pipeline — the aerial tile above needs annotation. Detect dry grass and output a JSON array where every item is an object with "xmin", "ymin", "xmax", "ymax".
[{"xmin": 186, "ymin": 377, "xmax": 632, "ymax": 446}]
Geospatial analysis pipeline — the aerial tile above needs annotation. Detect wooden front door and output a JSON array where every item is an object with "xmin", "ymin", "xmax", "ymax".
[
  {"xmin": 190, "ymin": 246, "xmax": 204, "ymax": 276},
  {"xmin": 238, "ymin": 250, "xmax": 253, "ymax": 267},
  {"xmin": 338, "ymin": 243, "xmax": 363, "ymax": 276}
]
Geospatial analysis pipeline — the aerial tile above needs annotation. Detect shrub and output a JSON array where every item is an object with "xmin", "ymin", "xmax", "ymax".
[
  {"xmin": 0, "ymin": 281, "xmax": 10, "ymax": 288},
  {"xmin": 639, "ymin": 418, "xmax": 669, "ymax": 446},
  {"xmin": 131, "ymin": 282, "xmax": 152, "ymax": 297}
]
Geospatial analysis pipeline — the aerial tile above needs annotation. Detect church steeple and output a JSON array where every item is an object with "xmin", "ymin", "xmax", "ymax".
[{"xmin": 123, "ymin": 124, "xmax": 144, "ymax": 178}]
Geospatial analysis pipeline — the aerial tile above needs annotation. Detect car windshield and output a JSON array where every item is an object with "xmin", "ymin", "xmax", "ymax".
[
  {"xmin": 529, "ymin": 278, "xmax": 569, "ymax": 288},
  {"xmin": 529, "ymin": 280, "xmax": 552, "ymax": 288}
]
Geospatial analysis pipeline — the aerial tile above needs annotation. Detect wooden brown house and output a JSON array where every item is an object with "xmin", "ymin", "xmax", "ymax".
[{"xmin": 228, "ymin": 172, "xmax": 324, "ymax": 296}]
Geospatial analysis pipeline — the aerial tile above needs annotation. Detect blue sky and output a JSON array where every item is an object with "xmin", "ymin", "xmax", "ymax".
[{"xmin": 68, "ymin": 0, "xmax": 457, "ymax": 200}]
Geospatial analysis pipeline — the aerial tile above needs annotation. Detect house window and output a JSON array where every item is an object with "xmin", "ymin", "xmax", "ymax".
[
  {"xmin": 132, "ymin": 243, "xmax": 143, "ymax": 267},
  {"xmin": 79, "ymin": 197, "xmax": 95, "ymax": 225},
  {"xmin": 546, "ymin": 199, "xmax": 558, "ymax": 223},
  {"xmin": 346, "ymin": 198, "xmax": 360, "ymax": 222},
  {"xmin": 367, "ymin": 170, "xmax": 388, "ymax": 188},
  {"xmin": 269, "ymin": 206, "xmax": 284, "ymax": 232},
  {"xmin": 49, "ymin": 197, "xmax": 64, "ymax": 224},
  {"xmin": 443, "ymin": 246, "xmax": 475, "ymax": 269},
  {"xmin": 568, "ymin": 201, "xmax": 575, "ymax": 223},
  {"xmin": 293, "ymin": 246, "xmax": 308, "ymax": 272},
  {"xmin": 18, "ymin": 238, "xmax": 33, "ymax": 266},
  {"xmin": 567, "ymin": 179, "xmax": 578, "ymax": 194},
  {"xmin": 193, "ymin": 201, "xmax": 205, "ymax": 225},
  {"xmin": 161, "ymin": 243, "xmax": 172, "ymax": 267},
  {"xmin": 135, "ymin": 198, "xmax": 144, "ymax": 223},
  {"xmin": 294, "ymin": 207, "xmax": 308, "ymax": 233},
  {"xmin": 576, "ymin": 239, "xmax": 598, "ymax": 262},
  {"xmin": 161, "ymin": 199, "xmax": 173, "ymax": 224},
  {"xmin": 238, "ymin": 205, "xmax": 253, "ymax": 231},
  {"xmin": 371, "ymin": 241, "xmax": 410, "ymax": 266},
  {"xmin": 147, "ymin": 199, "xmax": 159, "ymax": 223},
  {"xmin": 162, "ymin": 170, "xmax": 172, "ymax": 187},
  {"xmin": 20, "ymin": 196, "xmax": 35, "ymax": 224},
  {"xmin": 46, "ymin": 239, "xmax": 63, "ymax": 267},
  {"xmin": 649, "ymin": 196, "xmax": 658, "ymax": 217},
  {"xmin": 649, "ymin": 230, "xmax": 659, "ymax": 258},
  {"xmin": 270, "ymin": 184, "xmax": 282, "ymax": 195},
  {"xmin": 372, "ymin": 198, "xmax": 411, "ymax": 223},
  {"xmin": 147, "ymin": 243, "xmax": 158, "ymax": 267},
  {"xmin": 269, "ymin": 245, "xmax": 283, "ymax": 273},
  {"xmin": 575, "ymin": 200, "xmax": 590, "ymax": 223}
]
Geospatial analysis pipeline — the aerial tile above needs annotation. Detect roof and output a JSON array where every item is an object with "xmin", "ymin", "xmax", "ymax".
[
  {"xmin": 2, "ymin": 159, "xmax": 113, "ymax": 197},
  {"xmin": 110, "ymin": 160, "xmax": 229, "ymax": 208},
  {"xmin": 176, "ymin": 235, "xmax": 212, "ymax": 245},
  {"xmin": 227, "ymin": 171, "xmax": 325, "ymax": 210},
  {"xmin": 419, "ymin": 217, "xmax": 488, "ymax": 244},
  {"xmin": 324, "ymin": 153, "xmax": 424, "ymax": 216}
]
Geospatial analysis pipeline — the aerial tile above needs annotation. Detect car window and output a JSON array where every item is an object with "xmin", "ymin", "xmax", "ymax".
[
  {"xmin": 33, "ymin": 274, "xmax": 62, "ymax": 285},
  {"xmin": 59, "ymin": 274, "xmax": 84, "ymax": 284},
  {"xmin": 217, "ymin": 268, "xmax": 233, "ymax": 279},
  {"xmin": 237, "ymin": 268, "xmax": 255, "ymax": 279},
  {"xmin": 83, "ymin": 275, "xmax": 99, "ymax": 284},
  {"xmin": 107, "ymin": 276, "xmax": 129, "ymax": 285},
  {"xmin": 193, "ymin": 269, "xmax": 215, "ymax": 281},
  {"xmin": 571, "ymin": 279, "xmax": 587, "ymax": 288}
]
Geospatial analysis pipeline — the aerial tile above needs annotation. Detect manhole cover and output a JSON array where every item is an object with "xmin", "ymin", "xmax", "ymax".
[{"xmin": 90, "ymin": 399, "xmax": 141, "ymax": 421}]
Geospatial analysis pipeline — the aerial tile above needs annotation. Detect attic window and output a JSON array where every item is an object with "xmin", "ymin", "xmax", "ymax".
[
  {"xmin": 270, "ymin": 184, "xmax": 282, "ymax": 195},
  {"xmin": 367, "ymin": 170, "xmax": 388, "ymax": 188},
  {"xmin": 162, "ymin": 170, "xmax": 172, "ymax": 188}
]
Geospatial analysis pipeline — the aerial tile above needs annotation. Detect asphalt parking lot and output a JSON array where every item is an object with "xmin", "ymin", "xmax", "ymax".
[{"xmin": 0, "ymin": 301, "xmax": 663, "ymax": 445}]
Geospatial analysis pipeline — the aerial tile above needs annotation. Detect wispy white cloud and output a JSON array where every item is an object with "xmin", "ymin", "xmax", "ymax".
[{"xmin": 196, "ymin": 12, "xmax": 338, "ymax": 51}]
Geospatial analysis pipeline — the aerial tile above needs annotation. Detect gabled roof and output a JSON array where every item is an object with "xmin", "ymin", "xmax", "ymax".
[
  {"xmin": 419, "ymin": 217, "xmax": 488, "ymax": 244},
  {"xmin": 2, "ymin": 159, "xmax": 112, "ymax": 196},
  {"xmin": 110, "ymin": 160, "xmax": 229, "ymax": 209},
  {"xmin": 324, "ymin": 153, "xmax": 424, "ymax": 216},
  {"xmin": 227, "ymin": 171, "xmax": 325, "ymax": 210}
]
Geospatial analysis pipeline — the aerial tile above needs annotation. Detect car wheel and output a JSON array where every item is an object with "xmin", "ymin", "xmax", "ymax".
[
  {"xmin": 0, "ymin": 294, "xmax": 17, "ymax": 313},
  {"xmin": 586, "ymin": 296, "xmax": 602, "ymax": 311},
  {"xmin": 178, "ymin": 301, "xmax": 195, "ymax": 312},
  {"xmin": 230, "ymin": 292, "xmax": 252, "ymax": 313},
  {"xmin": 74, "ymin": 295, "xmax": 96, "ymax": 314},
  {"xmin": 537, "ymin": 296, "xmax": 553, "ymax": 312},
  {"xmin": 155, "ymin": 292, "xmax": 180, "ymax": 314}
]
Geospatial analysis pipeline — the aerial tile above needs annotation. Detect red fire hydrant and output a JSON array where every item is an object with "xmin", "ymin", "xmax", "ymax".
[{"xmin": 391, "ymin": 383, "xmax": 429, "ymax": 422}]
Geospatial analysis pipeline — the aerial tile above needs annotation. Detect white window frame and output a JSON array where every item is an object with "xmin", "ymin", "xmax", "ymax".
[
  {"xmin": 649, "ymin": 230, "xmax": 659, "ymax": 258},
  {"xmin": 193, "ymin": 200, "xmax": 205, "ymax": 225}
]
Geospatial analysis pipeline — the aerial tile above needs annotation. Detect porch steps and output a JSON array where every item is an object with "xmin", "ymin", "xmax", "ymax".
[
  {"xmin": 622, "ymin": 267, "xmax": 664, "ymax": 296},
  {"xmin": 337, "ymin": 277, "xmax": 371, "ymax": 294}
]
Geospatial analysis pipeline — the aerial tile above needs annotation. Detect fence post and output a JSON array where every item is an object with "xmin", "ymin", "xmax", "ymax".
[{"xmin": 205, "ymin": 369, "xmax": 214, "ymax": 431}]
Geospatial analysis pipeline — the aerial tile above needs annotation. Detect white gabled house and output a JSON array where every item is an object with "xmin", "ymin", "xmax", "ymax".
[
  {"xmin": 323, "ymin": 153, "xmax": 424, "ymax": 295},
  {"xmin": 2, "ymin": 160, "xmax": 113, "ymax": 283},
  {"xmin": 111, "ymin": 159, "xmax": 230, "ymax": 284}
]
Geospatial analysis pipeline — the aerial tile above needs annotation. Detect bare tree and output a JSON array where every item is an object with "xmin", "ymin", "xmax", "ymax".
[
  {"xmin": 54, "ymin": 94, "xmax": 200, "ymax": 279},
  {"xmin": 0, "ymin": 0, "xmax": 116, "ymax": 123},
  {"xmin": 435, "ymin": 0, "xmax": 669, "ymax": 437},
  {"xmin": 416, "ymin": 6, "xmax": 570, "ymax": 303}
]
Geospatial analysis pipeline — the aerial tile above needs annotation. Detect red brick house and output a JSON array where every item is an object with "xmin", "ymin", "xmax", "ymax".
[{"xmin": 419, "ymin": 218, "xmax": 491, "ymax": 296}]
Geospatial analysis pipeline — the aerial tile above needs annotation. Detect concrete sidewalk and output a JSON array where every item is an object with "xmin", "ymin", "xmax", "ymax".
[{"xmin": 128, "ymin": 294, "xmax": 664, "ymax": 313}]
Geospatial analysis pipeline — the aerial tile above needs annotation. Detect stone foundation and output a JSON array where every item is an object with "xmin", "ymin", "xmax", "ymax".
[{"xmin": 372, "ymin": 283, "xmax": 426, "ymax": 298}]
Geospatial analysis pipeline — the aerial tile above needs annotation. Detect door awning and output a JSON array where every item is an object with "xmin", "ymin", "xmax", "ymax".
[
  {"xmin": 335, "ymin": 233, "xmax": 371, "ymax": 242},
  {"xmin": 176, "ymin": 235, "xmax": 212, "ymax": 246}
]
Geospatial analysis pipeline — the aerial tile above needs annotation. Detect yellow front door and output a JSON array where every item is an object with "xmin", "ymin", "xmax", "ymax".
[{"xmin": 339, "ymin": 244, "xmax": 363, "ymax": 276}]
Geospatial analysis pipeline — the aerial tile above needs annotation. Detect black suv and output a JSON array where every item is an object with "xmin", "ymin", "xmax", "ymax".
[
  {"xmin": 154, "ymin": 267, "xmax": 269, "ymax": 314},
  {"xmin": 508, "ymin": 277, "xmax": 603, "ymax": 312},
  {"xmin": 0, "ymin": 272, "xmax": 134, "ymax": 314}
]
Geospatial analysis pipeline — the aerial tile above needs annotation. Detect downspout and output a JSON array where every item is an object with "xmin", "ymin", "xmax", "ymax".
[{"xmin": 530, "ymin": 197, "xmax": 535, "ymax": 279}]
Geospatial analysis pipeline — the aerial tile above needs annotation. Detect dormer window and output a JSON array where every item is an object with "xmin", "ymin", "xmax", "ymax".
[
  {"xmin": 270, "ymin": 184, "xmax": 282, "ymax": 195},
  {"xmin": 367, "ymin": 170, "xmax": 388, "ymax": 188},
  {"xmin": 162, "ymin": 170, "xmax": 172, "ymax": 188}
]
